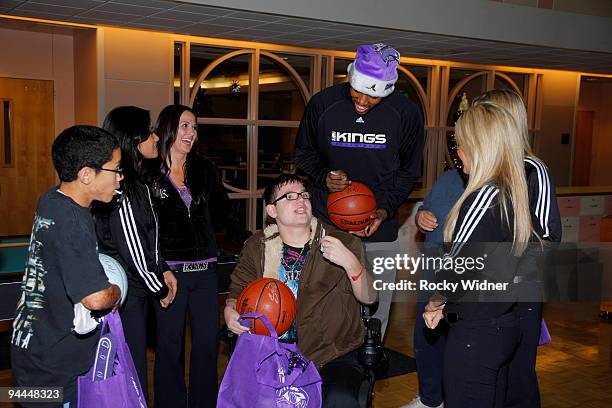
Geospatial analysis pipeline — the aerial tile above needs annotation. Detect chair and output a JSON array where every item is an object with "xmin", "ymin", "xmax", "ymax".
[{"xmin": 358, "ymin": 313, "xmax": 383, "ymax": 408}]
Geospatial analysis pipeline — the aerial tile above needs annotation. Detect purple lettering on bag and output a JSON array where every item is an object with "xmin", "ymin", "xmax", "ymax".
[{"xmin": 77, "ymin": 312, "xmax": 146, "ymax": 408}]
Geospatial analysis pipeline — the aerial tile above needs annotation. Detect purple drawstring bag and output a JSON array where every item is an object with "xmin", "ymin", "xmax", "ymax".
[
  {"xmin": 77, "ymin": 311, "xmax": 146, "ymax": 408},
  {"xmin": 539, "ymin": 318, "xmax": 552, "ymax": 346},
  {"xmin": 218, "ymin": 313, "xmax": 322, "ymax": 408}
]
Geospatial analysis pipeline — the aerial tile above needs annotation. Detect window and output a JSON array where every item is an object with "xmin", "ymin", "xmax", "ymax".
[
  {"xmin": 175, "ymin": 40, "xmax": 547, "ymax": 230},
  {"xmin": 197, "ymin": 124, "xmax": 248, "ymax": 191},
  {"xmin": 191, "ymin": 45, "xmax": 250, "ymax": 119},
  {"xmin": 495, "ymin": 72, "xmax": 526, "ymax": 96},
  {"xmin": 257, "ymin": 127, "xmax": 298, "ymax": 190},
  {"xmin": 447, "ymin": 70, "xmax": 487, "ymax": 126},
  {"xmin": 333, "ymin": 58, "xmax": 352, "ymax": 85},
  {"xmin": 258, "ymin": 53, "xmax": 309, "ymax": 121},
  {"xmin": 183, "ymin": 45, "xmax": 312, "ymax": 231},
  {"xmin": 173, "ymin": 43, "xmax": 182, "ymax": 105}
]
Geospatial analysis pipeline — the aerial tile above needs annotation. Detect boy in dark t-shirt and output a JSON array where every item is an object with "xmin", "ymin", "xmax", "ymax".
[{"xmin": 11, "ymin": 126, "xmax": 123, "ymax": 407}]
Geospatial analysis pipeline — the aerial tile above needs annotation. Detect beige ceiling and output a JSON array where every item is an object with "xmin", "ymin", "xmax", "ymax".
[{"xmin": 1, "ymin": 0, "xmax": 611, "ymax": 74}]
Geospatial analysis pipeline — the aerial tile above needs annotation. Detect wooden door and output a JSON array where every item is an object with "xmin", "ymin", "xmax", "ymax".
[
  {"xmin": 573, "ymin": 110, "xmax": 594, "ymax": 186},
  {"xmin": 0, "ymin": 78, "xmax": 55, "ymax": 236}
]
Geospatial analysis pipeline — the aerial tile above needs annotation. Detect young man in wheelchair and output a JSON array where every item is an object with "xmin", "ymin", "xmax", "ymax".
[{"xmin": 224, "ymin": 174, "xmax": 378, "ymax": 407}]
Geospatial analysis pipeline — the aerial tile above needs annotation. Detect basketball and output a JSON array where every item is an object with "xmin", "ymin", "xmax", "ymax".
[
  {"xmin": 99, "ymin": 253, "xmax": 128, "ymax": 306},
  {"xmin": 327, "ymin": 182, "xmax": 377, "ymax": 231},
  {"xmin": 236, "ymin": 278, "xmax": 297, "ymax": 337}
]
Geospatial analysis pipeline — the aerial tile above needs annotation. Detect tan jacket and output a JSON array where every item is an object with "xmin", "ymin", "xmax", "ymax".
[{"xmin": 229, "ymin": 218, "xmax": 367, "ymax": 368}]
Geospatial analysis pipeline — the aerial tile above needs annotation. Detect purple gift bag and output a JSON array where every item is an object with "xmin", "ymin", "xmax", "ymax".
[
  {"xmin": 77, "ymin": 311, "xmax": 146, "ymax": 408},
  {"xmin": 218, "ymin": 313, "xmax": 322, "ymax": 408},
  {"xmin": 538, "ymin": 318, "xmax": 551, "ymax": 346}
]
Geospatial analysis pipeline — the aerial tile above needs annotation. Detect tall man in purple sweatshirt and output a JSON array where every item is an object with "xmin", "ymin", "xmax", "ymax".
[{"xmin": 294, "ymin": 43, "xmax": 425, "ymax": 337}]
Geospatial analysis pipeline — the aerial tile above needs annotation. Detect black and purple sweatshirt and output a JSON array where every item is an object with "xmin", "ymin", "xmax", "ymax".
[{"xmin": 294, "ymin": 82, "xmax": 425, "ymax": 242}]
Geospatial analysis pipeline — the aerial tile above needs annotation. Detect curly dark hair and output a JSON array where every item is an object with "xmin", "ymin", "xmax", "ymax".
[
  {"xmin": 263, "ymin": 174, "xmax": 309, "ymax": 205},
  {"xmin": 52, "ymin": 125, "xmax": 119, "ymax": 182}
]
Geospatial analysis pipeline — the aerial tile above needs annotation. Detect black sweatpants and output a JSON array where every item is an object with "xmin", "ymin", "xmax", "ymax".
[
  {"xmin": 443, "ymin": 312, "xmax": 520, "ymax": 408},
  {"xmin": 320, "ymin": 350, "xmax": 364, "ymax": 408},
  {"xmin": 502, "ymin": 302, "xmax": 543, "ymax": 408},
  {"xmin": 414, "ymin": 300, "xmax": 447, "ymax": 407},
  {"xmin": 120, "ymin": 290, "xmax": 150, "ymax": 401},
  {"xmin": 154, "ymin": 270, "xmax": 219, "ymax": 408}
]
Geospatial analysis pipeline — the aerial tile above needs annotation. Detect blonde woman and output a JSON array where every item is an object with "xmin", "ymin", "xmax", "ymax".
[
  {"xmin": 473, "ymin": 89, "xmax": 561, "ymax": 243},
  {"xmin": 423, "ymin": 102, "xmax": 532, "ymax": 407},
  {"xmin": 474, "ymin": 90, "xmax": 561, "ymax": 408}
]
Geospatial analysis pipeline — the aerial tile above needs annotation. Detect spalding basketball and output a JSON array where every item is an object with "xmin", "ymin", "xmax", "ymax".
[
  {"xmin": 236, "ymin": 278, "xmax": 297, "ymax": 337},
  {"xmin": 99, "ymin": 253, "xmax": 128, "ymax": 306},
  {"xmin": 327, "ymin": 182, "xmax": 377, "ymax": 231}
]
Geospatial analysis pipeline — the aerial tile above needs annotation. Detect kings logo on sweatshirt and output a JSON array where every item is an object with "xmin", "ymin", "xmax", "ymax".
[{"xmin": 330, "ymin": 131, "xmax": 387, "ymax": 149}]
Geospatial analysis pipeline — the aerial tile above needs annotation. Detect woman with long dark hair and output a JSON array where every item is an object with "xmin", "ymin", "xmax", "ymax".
[
  {"xmin": 95, "ymin": 105, "xmax": 178, "ymax": 401},
  {"xmin": 151, "ymin": 104, "xmax": 247, "ymax": 408}
]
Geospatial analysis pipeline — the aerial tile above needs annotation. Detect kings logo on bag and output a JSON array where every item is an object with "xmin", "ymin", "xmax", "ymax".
[
  {"xmin": 275, "ymin": 366, "xmax": 309, "ymax": 408},
  {"xmin": 276, "ymin": 385, "xmax": 309, "ymax": 408}
]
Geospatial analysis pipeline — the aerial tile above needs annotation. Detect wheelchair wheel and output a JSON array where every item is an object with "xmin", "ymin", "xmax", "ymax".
[{"xmin": 358, "ymin": 370, "xmax": 375, "ymax": 408}]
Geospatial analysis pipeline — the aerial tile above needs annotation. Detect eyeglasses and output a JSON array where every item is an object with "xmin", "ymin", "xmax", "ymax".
[
  {"xmin": 99, "ymin": 167, "xmax": 124, "ymax": 177},
  {"xmin": 271, "ymin": 191, "xmax": 311, "ymax": 205}
]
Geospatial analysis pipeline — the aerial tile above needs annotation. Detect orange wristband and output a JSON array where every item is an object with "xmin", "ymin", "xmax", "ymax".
[{"xmin": 350, "ymin": 266, "xmax": 365, "ymax": 282}]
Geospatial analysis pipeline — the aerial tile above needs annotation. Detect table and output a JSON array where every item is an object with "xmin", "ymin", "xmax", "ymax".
[{"xmin": 0, "ymin": 237, "xmax": 28, "ymax": 331}]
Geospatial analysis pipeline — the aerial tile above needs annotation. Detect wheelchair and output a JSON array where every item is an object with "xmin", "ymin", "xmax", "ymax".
[
  {"xmin": 222, "ymin": 307, "xmax": 384, "ymax": 408},
  {"xmin": 357, "ymin": 310, "xmax": 384, "ymax": 408}
]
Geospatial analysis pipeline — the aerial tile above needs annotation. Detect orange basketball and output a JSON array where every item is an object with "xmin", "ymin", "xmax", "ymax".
[
  {"xmin": 236, "ymin": 278, "xmax": 297, "ymax": 337},
  {"xmin": 327, "ymin": 182, "xmax": 377, "ymax": 231}
]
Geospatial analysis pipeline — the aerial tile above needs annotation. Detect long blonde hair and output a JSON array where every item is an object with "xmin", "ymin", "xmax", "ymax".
[
  {"xmin": 444, "ymin": 102, "xmax": 532, "ymax": 255},
  {"xmin": 473, "ymin": 89, "xmax": 534, "ymax": 156}
]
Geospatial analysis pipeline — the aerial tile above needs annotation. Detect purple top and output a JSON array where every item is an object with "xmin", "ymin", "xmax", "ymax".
[
  {"xmin": 177, "ymin": 187, "xmax": 192, "ymax": 210},
  {"xmin": 161, "ymin": 165, "xmax": 192, "ymax": 210}
]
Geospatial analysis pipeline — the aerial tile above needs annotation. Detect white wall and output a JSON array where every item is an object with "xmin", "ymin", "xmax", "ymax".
[
  {"xmin": 537, "ymin": 70, "xmax": 580, "ymax": 186},
  {"xmin": 100, "ymin": 27, "xmax": 174, "ymax": 123},
  {"xmin": 74, "ymin": 28, "xmax": 99, "ymax": 126},
  {"xmin": 0, "ymin": 27, "xmax": 75, "ymax": 135},
  {"xmin": 579, "ymin": 81, "xmax": 612, "ymax": 185}
]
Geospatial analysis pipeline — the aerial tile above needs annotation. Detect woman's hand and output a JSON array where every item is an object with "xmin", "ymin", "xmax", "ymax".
[
  {"xmin": 416, "ymin": 210, "xmax": 438, "ymax": 232},
  {"xmin": 160, "ymin": 271, "xmax": 177, "ymax": 308},
  {"xmin": 423, "ymin": 300, "xmax": 446, "ymax": 329}
]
